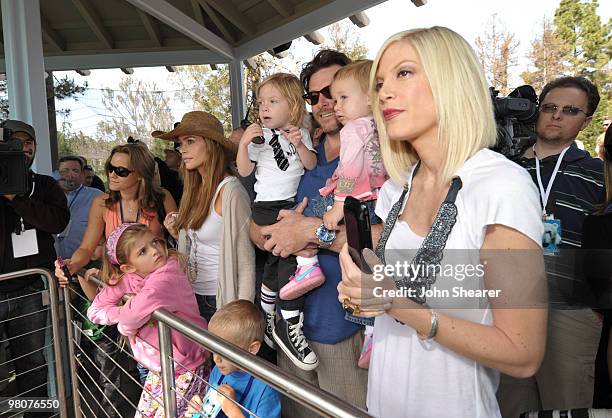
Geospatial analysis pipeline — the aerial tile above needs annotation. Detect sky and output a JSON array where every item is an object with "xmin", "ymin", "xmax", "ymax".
[{"xmin": 56, "ymin": 0, "xmax": 612, "ymax": 137}]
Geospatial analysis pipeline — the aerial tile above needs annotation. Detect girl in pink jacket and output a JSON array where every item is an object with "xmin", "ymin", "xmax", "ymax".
[{"xmin": 87, "ymin": 223, "xmax": 209, "ymax": 418}]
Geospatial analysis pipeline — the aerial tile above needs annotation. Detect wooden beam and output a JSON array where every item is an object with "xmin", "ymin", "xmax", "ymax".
[
  {"xmin": 72, "ymin": 0, "xmax": 114, "ymax": 49},
  {"xmin": 349, "ymin": 12, "xmax": 370, "ymax": 28},
  {"xmin": 304, "ymin": 31, "xmax": 325, "ymax": 45},
  {"xmin": 266, "ymin": 0, "xmax": 293, "ymax": 18},
  {"xmin": 191, "ymin": 0, "xmax": 205, "ymax": 26},
  {"xmin": 236, "ymin": 0, "xmax": 386, "ymax": 60},
  {"xmin": 137, "ymin": 10, "xmax": 162, "ymax": 47},
  {"xmin": 125, "ymin": 0, "xmax": 235, "ymax": 59},
  {"xmin": 202, "ymin": 0, "xmax": 255, "ymax": 35},
  {"xmin": 196, "ymin": 0, "xmax": 235, "ymax": 43},
  {"xmin": 40, "ymin": 16, "xmax": 66, "ymax": 51}
]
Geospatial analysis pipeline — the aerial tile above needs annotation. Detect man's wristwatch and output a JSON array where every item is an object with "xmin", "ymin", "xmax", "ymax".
[{"xmin": 315, "ymin": 224, "xmax": 336, "ymax": 249}]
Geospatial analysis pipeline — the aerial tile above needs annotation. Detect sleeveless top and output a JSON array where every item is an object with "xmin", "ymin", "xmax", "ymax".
[
  {"xmin": 103, "ymin": 200, "xmax": 164, "ymax": 239},
  {"xmin": 186, "ymin": 176, "xmax": 234, "ymax": 295}
]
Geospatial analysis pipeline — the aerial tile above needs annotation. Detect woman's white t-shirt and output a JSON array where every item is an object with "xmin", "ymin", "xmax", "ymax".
[
  {"xmin": 186, "ymin": 176, "xmax": 233, "ymax": 296},
  {"xmin": 367, "ymin": 149, "xmax": 543, "ymax": 418}
]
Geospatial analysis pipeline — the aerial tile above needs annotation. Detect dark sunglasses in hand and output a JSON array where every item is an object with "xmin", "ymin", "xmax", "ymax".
[
  {"xmin": 539, "ymin": 103, "xmax": 589, "ymax": 116},
  {"xmin": 303, "ymin": 85, "xmax": 333, "ymax": 106},
  {"xmin": 107, "ymin": 163, "xmax": 133, "ymax": 177}
]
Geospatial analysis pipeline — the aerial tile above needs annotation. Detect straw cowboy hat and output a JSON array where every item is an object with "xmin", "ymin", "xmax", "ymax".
[{"xmin": 153, "ymin": 111, "xmax": 237, "ymax": 158}]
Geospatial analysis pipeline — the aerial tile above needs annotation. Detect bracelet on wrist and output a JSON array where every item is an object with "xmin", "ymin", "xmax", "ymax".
[{"xmin": 417, "ymin": 309, "xmax": 438, "ymax": 341}]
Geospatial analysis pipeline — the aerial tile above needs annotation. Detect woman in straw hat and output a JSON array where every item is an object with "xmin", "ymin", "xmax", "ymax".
[{"xmin": 157, "ymin": 111, "xmax": 255, "ymax": 321}]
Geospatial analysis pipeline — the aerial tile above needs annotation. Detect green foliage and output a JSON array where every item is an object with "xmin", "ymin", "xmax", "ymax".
[
  {"xmin": 554, "ymin": 0, "xmax": 609, "ymax": 78},
  {"xmin": 0, "ymin": 76, "xmax": 86, "ymax": 120},
  {"xmin": 577, "ymin": 94, "xmax": 610, "ymax": 154},
  {"xmin": 518, "ymin": 0, "xmax": 612, "ymax": 153}
]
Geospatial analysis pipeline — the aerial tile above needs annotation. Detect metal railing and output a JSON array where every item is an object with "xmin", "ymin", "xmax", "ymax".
[
  {"xmin": 0, "ymin": 268, "xmax": 68, "ymax": 418},
  {"xmin": 63, "ymin": 273, "xmax": 372, "ymax": 418}
]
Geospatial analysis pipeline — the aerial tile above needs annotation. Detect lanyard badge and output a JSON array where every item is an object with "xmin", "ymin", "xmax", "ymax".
[{"xmin": 534, "ymin": 145, "xmax": 569, "ymax": 255}]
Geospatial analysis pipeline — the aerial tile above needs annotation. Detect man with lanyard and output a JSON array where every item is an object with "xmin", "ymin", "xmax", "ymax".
[
  {"xmin": 498, "ymin": 76, "xmax": 604, "ymax": 416},
  {"xmin": 55, "ymin": 155, "xmax": 103, "ymax": 260},
  {"xmin": 0, "ymin": 120, "xmax": 69, "ymax": 416},
  {"xmin": 250, "ymin": 50, "xmax": 371, "ymax": 416}
]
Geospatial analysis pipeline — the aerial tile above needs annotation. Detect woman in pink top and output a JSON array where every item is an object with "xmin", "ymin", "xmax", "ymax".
[
  {"xmin": 58, "ymin": 142, "xmax": 177, "ymax": 277},
  {"xmin": 86, "ymin": 223, "xmax": 209, "ymax": 418}
]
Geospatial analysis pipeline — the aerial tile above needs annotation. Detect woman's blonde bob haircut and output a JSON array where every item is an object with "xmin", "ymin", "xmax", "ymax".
[
  {"xmin": 257, "ymin": 73, "xmax": 306, "ymax": 127},
  {"xmin": 370, "ymin": 26, "xmax": 497, "ymax": 184}
]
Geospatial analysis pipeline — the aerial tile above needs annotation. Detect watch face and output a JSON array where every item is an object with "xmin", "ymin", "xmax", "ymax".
[{"xmin": 317, "ymin": 225, "xmax": 336, "ymax": 242}]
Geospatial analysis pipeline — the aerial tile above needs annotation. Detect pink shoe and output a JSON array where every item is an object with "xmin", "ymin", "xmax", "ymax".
[
  {"xmin": 358, "ymin": 333, "xmax": 373, "ymax": 369},
  {"xmin": 280, "ymin": 263, "xmax": 325, "ymax": 300}
]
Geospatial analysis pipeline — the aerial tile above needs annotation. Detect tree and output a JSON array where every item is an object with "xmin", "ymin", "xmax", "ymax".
[
  {"xmin": 324, "ymin": 21, "xmax": 368, "ymax": 61},
  {"xmin": 173, "ymin": 56, "xmax": 285, "ymax": 134},
  {"xmin": 554, "ymin": 0, "xmax": 609, "ymax": 80},
  {"xmin": 475, "ymin": 14, "xmax": 520, "ymax": 95},
  {"xmin": 95, "ymin": 76, "xmax": 174, "ymax": 158},
  {"xmin": 521, "ymin": 19, "xmax": 570, "ymax": 93},
  {"xmin": 172, "ymin": 19, "xmax": 369, "ymax": 134},
  {"xmin": 553, "ymin": 0, "xmax": 611, "ymax": 152},
  {"xmin": 0, "ymin": 75, "xmax": 86, "ymax": 120}
]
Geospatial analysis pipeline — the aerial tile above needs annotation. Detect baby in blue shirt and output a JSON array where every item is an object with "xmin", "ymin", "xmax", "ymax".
[{"xmin": 186, "ymin": 300, "xmax": 281, "ymax": 418}]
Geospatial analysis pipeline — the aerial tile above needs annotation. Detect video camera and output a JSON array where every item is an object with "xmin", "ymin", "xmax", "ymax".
[
  {"xmin": 490, "ymin": 85, "xmax": 539, "ymax": 160},
  {"xmin": 0, "ymin": 123, "xmax": 29, "ymax": 195}
]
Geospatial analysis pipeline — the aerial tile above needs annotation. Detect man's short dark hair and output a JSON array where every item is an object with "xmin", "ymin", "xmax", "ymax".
[
  {"xmin": 540, "ymin": 76, "xmax": 600, "ymax": 116},
  {"xmin": 58, "ymin": 155, "xmax": 84, "ymax": 170},
  {"xmin": 300, "ymin": 49, "xmax": 351, "ymax": 93}
]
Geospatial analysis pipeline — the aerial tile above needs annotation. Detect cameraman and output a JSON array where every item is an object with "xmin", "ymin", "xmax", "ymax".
[
  {"xmin": 0, "ymin": 120, "xmax": 69, "ymax": 414},
  {"xmin": 498, "ymin": 77, "xmax": 604, "ymax": 416}
]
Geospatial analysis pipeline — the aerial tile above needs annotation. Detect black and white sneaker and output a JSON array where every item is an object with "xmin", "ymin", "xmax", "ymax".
[
  {"xmin": 273, "ymin": 313, "xmax": 319, "ymax": 371},
  {"xmin": 264, "ymin": 310, "xmax": 276, "ymax": 349}
]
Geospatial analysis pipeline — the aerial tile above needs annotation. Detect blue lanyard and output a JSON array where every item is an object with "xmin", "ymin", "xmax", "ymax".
[
  {"xmin": 216, "ymin": 373, "xmax": 255, "ymax": 412},
  {"xmin": 67, "ymin": 185, "xmax": 83, "ymax": 210}
]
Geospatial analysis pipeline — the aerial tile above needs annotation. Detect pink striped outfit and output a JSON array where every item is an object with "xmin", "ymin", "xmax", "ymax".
[{"xmin": 319, "ymin": 116, "xmax": 386, "ymax": 202}]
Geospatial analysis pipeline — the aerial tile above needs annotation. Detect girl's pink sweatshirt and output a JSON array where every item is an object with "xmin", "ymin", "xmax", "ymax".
[{"xmin": 88, "ymin": 257, "xmax": 209, "ymax": 373}]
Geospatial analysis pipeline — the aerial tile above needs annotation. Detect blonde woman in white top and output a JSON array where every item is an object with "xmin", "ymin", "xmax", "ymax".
[{"xmin": 336, "ymin": 27, "xmax": 547, "ymax": 417}]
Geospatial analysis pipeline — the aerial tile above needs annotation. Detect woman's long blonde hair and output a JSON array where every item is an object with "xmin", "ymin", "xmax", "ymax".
[
  {"xmin": 174, "ymin": 137, "xmax": 233, "ymax": 231},
  {"xmin": 370, "ymin": 26, "xmax": 497, "ymax": 184}
]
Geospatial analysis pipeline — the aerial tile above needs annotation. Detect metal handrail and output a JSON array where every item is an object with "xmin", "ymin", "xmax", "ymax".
[
  {"xmin": 82, "ymin": 274, "xmax": 372, "ymax": 418},
  {"xmin": 0, "ymin": 268, "xmax": 68, "ymax": 418}
]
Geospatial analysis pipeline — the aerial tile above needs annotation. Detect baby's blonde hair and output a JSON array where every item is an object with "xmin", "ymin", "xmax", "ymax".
[
  {"xmin": 257, "ymin": 73, "xmax": 306, "ymax": 127},
  {"xmin": 332, "ymin": 59, "xmax": 373, "ymax": 94}
]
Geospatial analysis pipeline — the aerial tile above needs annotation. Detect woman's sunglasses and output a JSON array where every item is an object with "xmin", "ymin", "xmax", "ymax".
[
  {"xmin": 107, "ymin": 164, "xmax": 133, "ymax": 177},
  {"xmin": 303, "ymin": 85, "xmax": 333, "ymax": 106}
]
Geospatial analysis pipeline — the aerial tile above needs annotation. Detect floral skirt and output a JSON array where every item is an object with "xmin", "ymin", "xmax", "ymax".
[{"xmin": 135, "ymin": 364, "xmax": 208, "ymax": 418}]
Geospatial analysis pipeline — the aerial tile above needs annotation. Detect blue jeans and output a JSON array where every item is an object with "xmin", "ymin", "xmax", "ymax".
[
  {"xmin": 0, "ymin": 278, "xmax": 49, "ymax": 417},
  {"xmin": 195, "ymin": 294, "xmax": 217, "ymax": 323}
]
